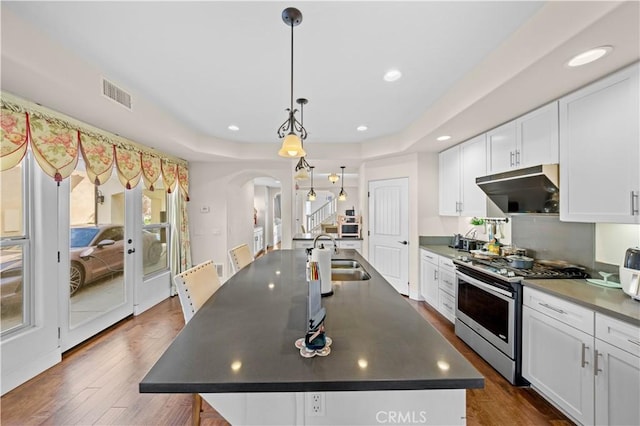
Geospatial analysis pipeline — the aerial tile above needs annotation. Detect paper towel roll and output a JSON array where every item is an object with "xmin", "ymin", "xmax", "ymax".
[{"xmin": 311, "ymin": 248, "xmax": 333, "ymax": 296}]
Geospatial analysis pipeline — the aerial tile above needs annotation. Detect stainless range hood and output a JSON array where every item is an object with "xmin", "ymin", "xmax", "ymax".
[{"xmin": 476, "ymin": 164, "xmax": 559, "ymax": 214}]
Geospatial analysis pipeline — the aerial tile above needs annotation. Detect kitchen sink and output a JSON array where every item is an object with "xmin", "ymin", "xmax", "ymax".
[
  {"xmin": 331, "ymin": 269, "xmax": 371, "ymax": 281},
  {"xmin": 330, "ymin": 259, "xmax": 363, "ymax": 269}
]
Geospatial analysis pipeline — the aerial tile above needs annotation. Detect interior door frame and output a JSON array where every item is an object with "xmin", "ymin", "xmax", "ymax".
[{"xmin": 368, "ymin": 177, "xmax": 409, "ymax": 295}]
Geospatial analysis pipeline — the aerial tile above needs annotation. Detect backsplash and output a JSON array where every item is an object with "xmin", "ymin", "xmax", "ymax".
[{"xmin": 511, "ymin": 215, "xmax": 596, "ymax": 275}]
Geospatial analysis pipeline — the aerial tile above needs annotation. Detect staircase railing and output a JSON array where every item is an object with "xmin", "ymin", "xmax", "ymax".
[{"xmin": 306, "ymin": 198, "xmax": 337, "ymax": 233}]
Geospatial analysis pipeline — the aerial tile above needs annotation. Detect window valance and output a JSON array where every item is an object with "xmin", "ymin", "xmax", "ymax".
[{"xmin": 1, "ymin": 91, "xmax": 189, "ymax": 200}]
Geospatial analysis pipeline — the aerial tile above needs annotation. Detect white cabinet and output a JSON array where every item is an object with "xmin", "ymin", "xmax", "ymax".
[
  {"xmin": 253, "ymin": 227, "xmax": 264, "ymax": 256},
  {"xmin": 487, "ymin": 102, "xmax": 559, "ymax": 174},
  {"xmin": 337, "ymin": 239, "xmax": 362, "ymax": 253},
  {"xmin": 522, "ymin": 301, "xmax": 594, "ymax": 425},
  {"xmin": 559, "ymin": 63, "xmax": 640, "ymax": 223},
  {"xmin": 523, "ymin": 286, "xmax": 640, "ymax": 426},
  {"xmin": 420, "ymin": 249, "xmax": 439, "ymax": 307},
  {"xmin": 420, "ymin": 249, "xmax": 456, "ymax": 323},
  {"xmin": 439, "ymin": 134, "xmax": 487, "ymax": 217},
  {"xmin": 594, "ymin": 313, "xmax": 640, "ymax": 426},
  {"xmin": 437, "ymin": 257, "xmax": 456, "ymax": 323}
]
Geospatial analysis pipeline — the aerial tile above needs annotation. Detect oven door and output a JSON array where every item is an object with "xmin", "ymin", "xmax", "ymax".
[{"xmin": 456, "ymin": 270, "xmax": 515, "ymax": 358}]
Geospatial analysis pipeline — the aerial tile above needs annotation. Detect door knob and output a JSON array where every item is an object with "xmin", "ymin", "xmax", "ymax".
[
  {"xmin": 127, "ymin": 248, "xmax": 136, "ymax": 254},
  {"xmin": 398, "ymin": 240, "xmax": 408, "ymax": 245}
]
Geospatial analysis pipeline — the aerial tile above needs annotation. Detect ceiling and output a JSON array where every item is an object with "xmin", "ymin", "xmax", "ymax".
[{"xmin": 1, "ymin": 1, "xmax": 639, "ymax": 165}]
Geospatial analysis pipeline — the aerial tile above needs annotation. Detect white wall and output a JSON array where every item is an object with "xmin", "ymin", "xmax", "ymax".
[
  {"xmin": 188, "ymin": 161, "xmax": 292, "ymax": 280},
  {"xmin": 360, "ymin": 153, "xmax": 420, "ymax": 299}
]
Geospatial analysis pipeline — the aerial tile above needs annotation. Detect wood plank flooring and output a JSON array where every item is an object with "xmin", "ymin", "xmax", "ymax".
[{"xmin": 1, "ymin": 294, "xmax": 572, "ymax": 425}]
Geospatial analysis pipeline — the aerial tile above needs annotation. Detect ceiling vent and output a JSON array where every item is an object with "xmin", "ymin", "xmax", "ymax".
[{"xmin": 101, "ymin": 78, "xmax": 132, "ymax": 110}]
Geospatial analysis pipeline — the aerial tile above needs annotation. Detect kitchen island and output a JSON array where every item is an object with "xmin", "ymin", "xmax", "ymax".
[{"xmin": 140, "ymin": 250, "xmax": 483, "ymax": 425}]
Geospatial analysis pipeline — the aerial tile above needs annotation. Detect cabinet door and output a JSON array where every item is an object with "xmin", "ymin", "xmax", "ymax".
[
  {"xmin": 420, "ymin": 257, "xmax": 439, "ymax": 307},
  {"xmin": 460, "ymin": 134, "xmax": 487, "ymax": 217},
  {"xmin": 438, "ymin": 146, "xmax": 461, "ymax": 216},
  {"xmin": 559, "ymin": 63, "xmax": 640, "ymax": 223},
  {"xmin": 487, "ymin": 121, "xmax": 517, "ymax": 174},
  {"xmin": 516, "ymin": 102, "xmax": 559, "ymax": 168},
  {"xmin": 522, "ymin": 306, "xmax": 594, "ymax": 425},
  {"xmin": 594, "ymin": 339, "xmax": 640, "ymax": 426}
]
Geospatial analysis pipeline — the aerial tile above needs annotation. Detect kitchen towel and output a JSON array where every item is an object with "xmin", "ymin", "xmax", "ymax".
[{"xmin": 311, "ymin": 248, "xmax": 332, "ymax": 295}]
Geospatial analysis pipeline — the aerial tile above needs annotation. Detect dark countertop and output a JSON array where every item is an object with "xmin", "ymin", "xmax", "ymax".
[
  {"xmin": 420, "ymin": 244, "xmax": 466, "ymax": 259},
  {"xmin": 421, "ymin": 244, "xmax": 639, "ymax": 326},
  {"xmin": 293, "ymin": 233, "xmax": 362, "ymax": 241},
  {"xmin": 522, "ymin": 279, "xmax": 640, "ymax": 326},
  {"xmin": 140, "ymin": 249, "xmax": 483, "ymax": 394}
]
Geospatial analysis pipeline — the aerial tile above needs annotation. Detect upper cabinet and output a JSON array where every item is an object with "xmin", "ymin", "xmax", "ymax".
[
  {"xmin": 559, "ymin": 63, "xmax": 639, "ymax": 224},
  {"xmin": 439, "ymin": 134, "xmax": 487, "ymax": 217},
  {"xmin": 487, "ymin": 102, "xmax": 559, "ymax": 174}
]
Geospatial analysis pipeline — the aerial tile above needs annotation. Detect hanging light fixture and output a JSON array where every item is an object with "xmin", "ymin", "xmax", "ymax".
[
  {"xmin": 294, "ymin": 98, "xmax": 311, "ymax": 180},
  {"xmin": 307, "ymin": 166, "xmax": 317, "ymax": 201},
  {"xmin": 338, "ymin": 166, "xmax": 347, "ymax": 201},
  {"xmin": 277, "ymin": 8, "xmax": 307, "ymax": 158},
  {"xmin": 328, "ymin": 172, "xmax": 339, "ymax": 184}
]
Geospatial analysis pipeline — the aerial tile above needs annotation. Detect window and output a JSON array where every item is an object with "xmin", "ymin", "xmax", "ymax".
[
  {"xmin": 1, "ymin": 161, "xmax": 32, "ymax": 336},
  {"xmin": 142, "ymin": 180, "xmax": 169, "ymax": 277}
]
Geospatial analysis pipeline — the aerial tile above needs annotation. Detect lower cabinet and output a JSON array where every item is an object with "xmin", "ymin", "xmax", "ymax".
[
  {"xmin": 420, "ymin": 249, "xmax": 456, "ymax": 324},
  {"xmin": 292, "ymin": 239, "xmax": 362, "ymax": 253},
  {"xmin": 522, "ymin": 286, "xmax": 640, "ymax": 426}
]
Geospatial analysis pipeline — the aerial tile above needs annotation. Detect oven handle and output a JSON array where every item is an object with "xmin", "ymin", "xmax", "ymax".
[{"xmin": 456, "ymin": 270, "xmax": 514, "ymax": 300}]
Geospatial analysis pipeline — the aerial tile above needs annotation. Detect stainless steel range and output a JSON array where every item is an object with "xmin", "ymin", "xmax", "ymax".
[{"xmin": 453, "ymin": 256, "xmax": 589, "ymax": 385}]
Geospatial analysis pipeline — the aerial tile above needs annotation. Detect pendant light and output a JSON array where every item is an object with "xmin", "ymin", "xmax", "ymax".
[
  {"xmin": 328, "ymin": 172, "xmax": 339, "ymax": 184},
  {"xmin": 277, "ymin": 8, "xmax": 307, "ymax": 158},
  {"xmin": 293, "ymin": 98, "xmax": 311, "ymax": 180},
  {"xmin": 307, "ymin": 166, "xmax": 317, "ymax": 201},
  {"xmin": 338, "ymin": 166, "xmax": 347, "ymax": 201}
]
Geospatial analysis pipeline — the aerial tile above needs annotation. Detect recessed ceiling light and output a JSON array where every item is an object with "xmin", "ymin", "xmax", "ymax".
[
  {"xmin": 567, "ymin": 46, "xmax": 613, "ymax": 67},
  {"xmin": 383, "ymin": 69, "xmax": 402, "ymax": 82},
  {"xmin": 228, "ymin": 124, "xmax": 239, "ymax": 131},
  {"xmin": 357, "ymin": 125, "xmax": 368, "ymax": 132},
  {"xmin": 436, "ymin": 135, "xmax": 451, "ymax": 141}
]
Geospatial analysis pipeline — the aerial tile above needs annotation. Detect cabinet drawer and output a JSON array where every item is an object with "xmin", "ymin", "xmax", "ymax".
[
  {"xmin": 596, "ymin": 313, "xmax": 640, "ymax": 357},
  {"xmin": 439, "ymin": 256, "xmax": 455, "ymax": 273},
  {"xmin": 523, "ymin": 287, "xmax": 594, "ymax": 335},
  {"xmin": 439, "ymin": 290, "xmax": 456, "ymax": 323},
  {"xmin": 293, "ymin": 240, "xmax": 314, "ymax": 249},
  {"xmin": 420, "ymin": 249, "xmax": 438, "ymax": 265},
  {"xmin": 338, "ymin": 240, "xmax": 362, "ymax": 250},
  {"xmin": 438, "ymin": 270, "xmax": 456, "ymax": 295}
]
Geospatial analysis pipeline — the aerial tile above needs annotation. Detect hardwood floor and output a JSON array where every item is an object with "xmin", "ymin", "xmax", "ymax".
[{"xmin": 1, "ymin": 295, "xmax": 572, "ymax": 425}]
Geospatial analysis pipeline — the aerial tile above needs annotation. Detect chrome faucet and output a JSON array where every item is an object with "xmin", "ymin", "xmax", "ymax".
[{"xmin": 313, "ymin": 233, "xmax": 338, "ymax": 254}]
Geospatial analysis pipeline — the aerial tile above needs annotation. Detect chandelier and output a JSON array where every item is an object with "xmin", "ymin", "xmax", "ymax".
[
  {"xmin": 277, "ymin": 7, "xmax": 307, "ymax": 158},
  {"xmin": 307, "ymin": 166, "xmax": 317, "ymax": 201},
  {"xmin": 338, "ymin": 166, "xmax": 347, "ymax": 201},
  {"xmin": 293, "ymin": 98, "xmax": 311, "ymax": 180}
]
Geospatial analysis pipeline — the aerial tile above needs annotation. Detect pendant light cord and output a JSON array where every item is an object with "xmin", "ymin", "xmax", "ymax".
[{"xmin": 290, "ymin": 21, "xmax": 294, "ymax": 113}]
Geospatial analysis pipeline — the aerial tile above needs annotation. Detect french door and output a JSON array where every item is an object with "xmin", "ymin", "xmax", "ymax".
[{"xmin": 58, "ymin": 160, "xmax": 138, "ymax": 351}]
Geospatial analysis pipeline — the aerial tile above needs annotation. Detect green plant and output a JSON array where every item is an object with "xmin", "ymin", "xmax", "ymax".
[{"xmin": 470, "ymin": 217, "xmax": 485, "ymax": 226}]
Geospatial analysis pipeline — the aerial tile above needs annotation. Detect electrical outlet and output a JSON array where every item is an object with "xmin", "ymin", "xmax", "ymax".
[{"xmin": 306, "ymin": 392, "xmax": 325, "ymax": 417}]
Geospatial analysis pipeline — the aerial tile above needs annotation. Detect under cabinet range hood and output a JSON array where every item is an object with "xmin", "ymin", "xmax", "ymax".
[{"xmin": 476, "ymin": 164, "xmax": 559, "ymax": 214}]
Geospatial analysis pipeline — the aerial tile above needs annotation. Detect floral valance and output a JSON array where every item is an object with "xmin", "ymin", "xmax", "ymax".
[{"xmin": 0, "ymin": 92, "xmax": 189, "ymax": 199}]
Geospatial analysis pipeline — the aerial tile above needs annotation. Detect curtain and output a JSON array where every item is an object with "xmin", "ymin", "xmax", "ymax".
[
  {"xmin": 169, "ymin": 190, "xmax": 192, "ymax": 293},
  {"xmin": 1, "ymin": 91, "xmax": 188, "ymax": 196}
]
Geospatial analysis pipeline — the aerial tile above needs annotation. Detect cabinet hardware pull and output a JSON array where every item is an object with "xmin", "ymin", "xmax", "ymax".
[
  {"xmin": 435, "ymin": 270, "xmax": 439, "ymax": 280},
  {"xmin": 594, "ymin": 349, "xmax": 603, "ymax": 375},
  {"xmin": 538, "ymin": 302, "xmax": 565, "ymax": 314},
  {"xmin": 628, "ymin": 339, "xmax": 640, "ymax": 346},
  {"xmin": 515, "ymin": 150, "xmax": 520, "ymax": 166},
  {"xmin": 510, "ymin": 151, "xmax": 515, "ymax": 167},
  {"xmin": 581, "ymin": 343, "xmax": 589, "ymax": 367},
  {"xmin": 632, "ymin": 191, "xmax": 639, "ymax": 216}
]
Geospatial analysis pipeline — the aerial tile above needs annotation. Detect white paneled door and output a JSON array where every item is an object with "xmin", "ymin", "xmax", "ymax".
[{"xmin": 368, "ymin": 178, "xmax": 409, "ymax": 295}]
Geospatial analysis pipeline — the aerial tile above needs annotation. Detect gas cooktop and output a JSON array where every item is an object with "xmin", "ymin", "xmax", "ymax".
[{"xmin": 453, "ymin": 256, "xmax": 590, "ymax": 282}]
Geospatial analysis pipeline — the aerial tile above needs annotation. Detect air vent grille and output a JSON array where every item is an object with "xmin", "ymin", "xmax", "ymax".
[{"xmin": 102, "ymin": 78, "xmax": 132, "ymax": 110}]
